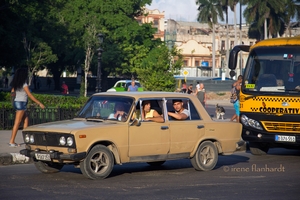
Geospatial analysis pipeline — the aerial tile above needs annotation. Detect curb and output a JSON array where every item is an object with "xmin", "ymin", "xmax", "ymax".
[{"xmin": 0, "ymin": 153, "xmax": 32, "ymax": 166}]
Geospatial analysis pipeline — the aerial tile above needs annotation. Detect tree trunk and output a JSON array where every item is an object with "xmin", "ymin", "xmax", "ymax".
[
  {"xmin": 226, "ymin": 7, "xmax": 230, "ymax": 76},
  {"xmin": 212, "ymin": 23, "xmax": 216, "ymax": 77},
  {"xmin": 234, "ymin": 5, "xmax": 238, "ymax": 45}
]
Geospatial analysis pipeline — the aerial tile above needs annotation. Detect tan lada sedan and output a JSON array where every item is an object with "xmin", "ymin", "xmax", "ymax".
[{"xmin": 20, "ymin": 92, "xmax": 242, "ymax": 179}]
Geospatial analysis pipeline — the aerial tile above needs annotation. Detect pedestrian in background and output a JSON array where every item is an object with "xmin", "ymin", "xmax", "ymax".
[
  {"xmin": 9, "ymin": 68, "xmax": 45, "ymax": 147},
  {"xmin": 4, "ymin": 76, "xmax": 8, "ymax": 88},
  {"xmin": 187, "ymin": 84, "xmax": 193, "ymax": 94},
  {"xmin": 128, "ymin": 79, "xmax": 139, "ymax": 91},
  {"xmin": 61, "ymin": 81, "xmax": 69, "ymax": 94},
  {"xmin": 230, "ymin": 75, "xmax": 243, "ymax": 122},
  {"xmin": 195, "ymin": 83, "xmax": 207, "ymax": 107}
]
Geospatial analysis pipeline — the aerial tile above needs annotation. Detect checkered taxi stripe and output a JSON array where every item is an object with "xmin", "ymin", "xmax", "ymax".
[{"xmin": 251, "ymin": 97, "xmax": 300, "ymax": 103}]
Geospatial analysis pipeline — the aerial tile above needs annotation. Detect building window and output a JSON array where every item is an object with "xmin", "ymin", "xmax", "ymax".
[
  {"xmin": 221, "ymin": 40, "xmax": 225, "ymax": 50},
  {"xmin": 230, "ymin": 41, "xmax": 234, "ymax": 49},
  {"xmin": 183, "ymin": 60, "xmax": 188, "ymax": 66},
  {"xmin": 195, "ymin": 61, "xmax": 199, "ymax": 67},
  {"xmin": 154, "ymin": 19, "xmax": 159, "ymax": 26}
]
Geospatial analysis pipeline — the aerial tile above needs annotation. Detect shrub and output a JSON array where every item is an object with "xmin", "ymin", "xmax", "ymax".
[{"xmin": 0, "ymin": 92, "xmax": 88, "ymax": 109}]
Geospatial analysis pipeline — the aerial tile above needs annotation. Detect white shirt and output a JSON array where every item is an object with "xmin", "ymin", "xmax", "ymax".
[
  {"xmin": 176, "ymin": 109, "xmax": 190, "ymax": 118},
  {"xmin": 15, "ymin": 83, "xmax": 28, "ymax": 102},
  {"xmin": 108, "ymin": 113, "xmax": 123, "ymax": 121}
]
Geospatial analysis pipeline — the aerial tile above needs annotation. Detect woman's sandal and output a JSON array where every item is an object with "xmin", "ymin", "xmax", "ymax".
[{"xmin": 8, "ymin": 143, "xmax": 19, "ymax": 147}]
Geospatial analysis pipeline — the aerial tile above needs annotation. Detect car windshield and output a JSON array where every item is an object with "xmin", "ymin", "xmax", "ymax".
[
  {"xmin": 76, "ymin": 96, "xmax": 134, "ymax": 121},
  {"xmin": 243, "ymin": 46, "xmax": 300, "ymax": 94}
]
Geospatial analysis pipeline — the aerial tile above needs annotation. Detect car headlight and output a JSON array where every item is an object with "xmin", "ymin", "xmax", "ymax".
[
  {"xmin": 59, "ymin": 136, "xmax": 66, "ymax": 146},
  {"xmin": 29, "ymin": 135, "xmax": 35, "ymax": 143},
  {"xmin": 240, "ymin": 114, "xmax": 263, "ymax": 130},
  {"xmin": 25, "ymin": 134, "xmax": 30, "ymax": 143},
  {"xmin": 67, "ymin": 137, "xmax": 73, "ymax": 146}
]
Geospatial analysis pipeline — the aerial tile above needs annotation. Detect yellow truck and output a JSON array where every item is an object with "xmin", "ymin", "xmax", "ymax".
[{"xmin": 228, "ymin": 36, "xmax": 300, "ymax": 155}]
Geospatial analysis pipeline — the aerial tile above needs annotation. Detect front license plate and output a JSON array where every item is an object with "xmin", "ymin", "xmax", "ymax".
[
  {"xmin": 35, "ymin": 153, "xmax": 51, "ymax": 161},
  {"xmin": 275, "ymin": 135, "xmax": 296, "ymax": 142}
]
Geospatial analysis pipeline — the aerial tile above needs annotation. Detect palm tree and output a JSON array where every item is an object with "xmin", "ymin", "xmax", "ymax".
[
  {"xmin": 221, "ymin": 0, "xmax": 230, "ymax": 73},
  {"xmin": 285, "ymin": 0, "xmax": 300, "ymax": 37},
  {"xmin": 243, "ymin": 0, "xmax": 285, "ymax": 39},
  {"xmin": 220, "ymin": 0, "xmax": 239, "ymax": 73},
  {"xmin": 196, "ymin": 0, "xmax": 224, "ymax": 77},
  {"xmin": 228, "ymin": 0, "xmax": 239, "ymax": 44}
]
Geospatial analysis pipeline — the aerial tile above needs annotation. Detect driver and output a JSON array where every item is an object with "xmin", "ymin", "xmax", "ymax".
[{"xmin": 108, "ymin": 102, "xmax": 127, "ymax": 121}]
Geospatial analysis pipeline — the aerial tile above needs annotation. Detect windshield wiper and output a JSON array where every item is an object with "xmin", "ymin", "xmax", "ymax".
[{"xmin": 85, "ymin": 116, "xmax": 105, "ymax": 122}]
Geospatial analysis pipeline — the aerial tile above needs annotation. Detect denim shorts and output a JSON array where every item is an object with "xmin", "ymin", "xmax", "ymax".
[{"xmin": 13, "ymin": 101, "xmax": 28, "ymax": 111}]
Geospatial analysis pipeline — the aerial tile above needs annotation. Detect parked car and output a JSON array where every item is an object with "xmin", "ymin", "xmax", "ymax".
[
  {"xmin": 106, "ymin": 80, "xmax": 143, "ymax": 92},
  {"xmin": 20, "ymin": 92, "xmax": 242, "ymax": 179}
]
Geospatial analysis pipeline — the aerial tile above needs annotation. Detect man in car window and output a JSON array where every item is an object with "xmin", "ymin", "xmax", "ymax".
[
  {"xmin": 168, "ymin": 99, "xmax": 189, "ymax": 120},
  {"xmin": 141, "ymin": 100, "xmax": 164, "ymax": 123}
]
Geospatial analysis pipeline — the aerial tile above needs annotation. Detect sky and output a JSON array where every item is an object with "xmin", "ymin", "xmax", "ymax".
[{"xmin": 146, "ymin": 0, "xmax": 246, "ymax": 24}]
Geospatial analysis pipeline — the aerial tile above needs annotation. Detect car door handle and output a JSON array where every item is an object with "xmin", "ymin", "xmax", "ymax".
[
  {"xmin": 197, "ymin": 125, "xmax": 204, "ymax": 129},
  {"xmin": 161, "ymin": 126, "xmax": 169, "ymax": 130}
]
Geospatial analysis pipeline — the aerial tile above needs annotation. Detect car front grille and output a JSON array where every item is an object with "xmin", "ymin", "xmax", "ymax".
[
  {"xmin": 23, "ymin": 131, "xmax": 76, "ymax": 148},
  {"xmin": 262, "ymin": 121, "xmax": 300, "ymax": 133}
]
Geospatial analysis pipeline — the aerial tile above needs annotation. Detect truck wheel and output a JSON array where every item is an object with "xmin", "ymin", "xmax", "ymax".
[
  {"xmin": 190, "ymin": 141, "xmax": 218, "ymax": 171},
  {"xmin": 249, "ymin": 142, "xmax": 269, "ymax": 155},
  {"xmin": 34, "ymin": 161, "xmax": 64, "ymax": 173},
  {"xmin": 80, "ymin": 145, "xmax": 114, "ymax": 180}
]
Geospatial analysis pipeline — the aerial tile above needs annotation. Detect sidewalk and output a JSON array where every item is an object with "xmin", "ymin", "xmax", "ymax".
[
  {"xmin": 0, "ymin": 99, "xmax": 232, "ymax": 165},
  {"xmin": 0, "ymin": 130, "xmax": 31, "ymax": 165}
]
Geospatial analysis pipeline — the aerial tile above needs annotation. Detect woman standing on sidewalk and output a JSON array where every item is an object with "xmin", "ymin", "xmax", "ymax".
[{"xmin": 9, "ymin": 68, "xmax": 45, "ymax": 147}]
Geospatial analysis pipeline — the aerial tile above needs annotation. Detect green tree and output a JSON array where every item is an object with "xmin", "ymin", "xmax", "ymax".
[
  {"xmin": 285, "ymin": 0, "xmax": 300, "ymax": 37},
  {"xmin": 137, "ymin": 45, "xmax": 183, "ymax": 91},
  {"xmin": 196, "ymin": 0, "xmax": 224, "ymax": 76},
  {"xmin": 243, "ymin": 0, "xmax": 286, "ymax": 39},
  {"xmin": 60, "ymin": 0, "xmax": 154, "ymax": 93}
]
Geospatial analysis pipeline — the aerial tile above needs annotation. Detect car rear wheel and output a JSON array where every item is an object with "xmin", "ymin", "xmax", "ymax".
[
  {"xmin": 34, "ymin": 161, "xmax": 64, "ymax": 173},
  {"xmin": 190, "ymin": 141, "xmax": 218, "ymax": 171},
  {"xmin": 80, "ymin": 145, "xmax": 114, "ymax": 180},
  {"xmin": 249, "ymin": 142, "xmax": 269, "ymax": 155},
  {"xmin": 147, "ymin": 161, "xmax": 165, "ymax": 166}
]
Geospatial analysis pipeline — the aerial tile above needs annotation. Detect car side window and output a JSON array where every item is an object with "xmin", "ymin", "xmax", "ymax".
[
  {"xmin": 131, "ymin": 99, "xmax": 164, "ymax": 122},
  {"xmin": 188, "ymin": 101, "xmax": 201, "ymax": 120},
  {"xmin": 166, "ymin": 98, "xmax": 201, "ymax": 120},
  {"xmin": 166, "ymin": 98, "xmax": 190, "ymax": 120}
]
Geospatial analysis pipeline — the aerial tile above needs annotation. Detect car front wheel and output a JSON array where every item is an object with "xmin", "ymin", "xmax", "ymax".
[
  {"xmin": 80, "ymin": 145, "xmax": 114, "ymax": 180},
  {"xmin": 190, "ymin": 141, "xmax": 218, "ymax": 171}
]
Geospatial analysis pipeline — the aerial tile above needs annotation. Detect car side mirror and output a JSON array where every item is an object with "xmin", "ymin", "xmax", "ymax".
[{"xmin": 130, "ymin": 118, "xmax": 141, "ymax": 126}]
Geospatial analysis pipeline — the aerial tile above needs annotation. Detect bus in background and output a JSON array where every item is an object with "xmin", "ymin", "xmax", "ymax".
[{"xmin": 228, "ymin": 36, "xmax": 300, "ymax": 155}]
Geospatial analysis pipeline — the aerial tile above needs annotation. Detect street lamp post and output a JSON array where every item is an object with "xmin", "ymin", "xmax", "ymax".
[
  {"xmin": 96, "ymin": 33, "xmax": 104, "ymax": 93},
  {"xmin": 164, "ymin": 31, "xmax": 176, "ymax": 71}
]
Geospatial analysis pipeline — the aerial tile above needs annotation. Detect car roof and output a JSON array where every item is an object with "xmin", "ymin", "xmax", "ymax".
[
  {"xmin": 116, "ymin": 80, "xmax": 140, "ymax": 83},
  {"xmin": 93, "ymin": 91, "xmax": 195, "ymax": 99}
]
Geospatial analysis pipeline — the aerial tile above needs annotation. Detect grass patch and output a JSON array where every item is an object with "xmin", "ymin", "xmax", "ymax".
[{"xmin": 216, "ymin": 92, "xmax": 226, "ymax": 96}]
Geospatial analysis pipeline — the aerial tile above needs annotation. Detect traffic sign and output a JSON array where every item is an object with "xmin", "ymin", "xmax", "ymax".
[{"xmin": 183, "ymin": 70, "xmax": 189, "ymax": 76}]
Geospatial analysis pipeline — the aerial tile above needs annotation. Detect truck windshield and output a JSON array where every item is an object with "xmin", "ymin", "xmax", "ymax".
[{"xmin": 243, "ymin": 46, "xmax": 300, "ymax": 94}]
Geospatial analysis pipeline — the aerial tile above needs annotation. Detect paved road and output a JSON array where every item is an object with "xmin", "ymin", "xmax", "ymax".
[{"xmin": 0, "ymin": 148, "xmax": 299, "ymax": 199}]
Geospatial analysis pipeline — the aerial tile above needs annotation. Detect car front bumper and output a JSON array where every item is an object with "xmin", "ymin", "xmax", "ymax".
[{"xmin": 20, "ymin": 149, "xmax": 86, "ymax": 162}]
